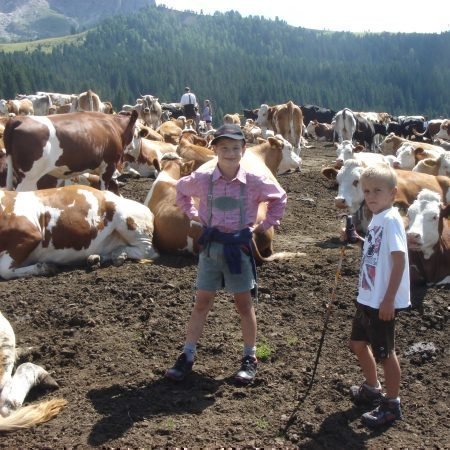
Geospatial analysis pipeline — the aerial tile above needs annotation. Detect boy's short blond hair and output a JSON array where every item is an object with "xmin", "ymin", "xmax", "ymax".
[{"xmin": 360, "ymin": 163, "xmax": 397, "ymax": 189}]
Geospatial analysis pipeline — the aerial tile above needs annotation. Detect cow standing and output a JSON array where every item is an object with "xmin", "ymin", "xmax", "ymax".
[
  {"xmin": 4, "ymin": 110, "xmax": 138, "ymax": 191},
  {"xmin": 256, "ymin": 101, "xmax": 303, "ymax": 152}
]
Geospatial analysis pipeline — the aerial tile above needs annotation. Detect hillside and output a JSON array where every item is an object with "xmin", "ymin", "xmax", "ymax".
[
  {"xmin": 0, "ymin": 0, "xmax": 156, "ymax": 42},
  {"xmin": 0, "ymin": 6, "xmax": 449, "ymax": 119}
]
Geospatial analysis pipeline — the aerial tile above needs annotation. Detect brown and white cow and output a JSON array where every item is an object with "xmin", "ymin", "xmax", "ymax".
[
  {"xmin": 406, "ymin": 189, "xmax": 450, "ymax": 285},
  {"xmin": 223, "ymin": 113, "xmax": 241, "ymax": 125},
  {"xmin": 0, "ymin": 311, "xmax": 67, "ymax": 430},
  {"xmin": 433, "ymin": 119, "xmax": 450, "ymax": 141},
  {"xmin": 0, "ymin": 99, "xmax": 34, "ymax": 116},
  {"xmin": 412, "ymin": 119, "xmax": 445, "ymax": 141},
  {"xmin": 15, "ymin": 94, "xmax": 53, "ymax": 116},
  {"xmin": 256, "ymin": 101, "xmax": 303, "ymax": 151},
  {"xmin": 394, "ymin": 142, "xmax": 445, "ymax": 170},
  {"xmin": 123, "ymin": 132, "xmax": 177, "ymax": 178},
  {"xmin": 146, "ymin": 149, "xmax": 302, "ymax": 261},
  {"xmin": 4, "ymin": 110, "xmax": 138, "ymax": 191},
  {"xmin": 139, "ymin": 95, "xmax": 163, "ymax": 129},
  {"xmin": 380, "ymin": 132, "xmax": 443, "ymax": 156},
  {"xmin": 322, "ymin": 160, "xmax": 450, "ymax": 232},
  {"xmin": 144, "ymin": 153, "xmax": 201, "ymax": 254},
  {"xmin": 412, "ymin": 152, "xmax": 450, "ymax": 177},
  {"xmin": 157, "ymin": 117, "xmax": 189, "ymax": 144},
  {"xmin": 70, "ymin": 90, "xmax": 102, "ymax": 112},
  {"xmin": 0, "ymin": 185, "xmax": 158, "ymax": 280},
  {"xmin": 306, "ymin": 120, "xmax": 334, "ymax": 142},
  {"xmin": 176, "ymin": 134, "xmax": 216, "ymax": 171}
]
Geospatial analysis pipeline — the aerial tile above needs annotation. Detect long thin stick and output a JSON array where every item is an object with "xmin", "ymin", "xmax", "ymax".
[{"xmin": 282, "ymin": 245, "xmax": 345, "ymax": 433}]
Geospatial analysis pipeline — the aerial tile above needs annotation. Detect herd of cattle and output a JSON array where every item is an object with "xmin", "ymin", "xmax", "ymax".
[
  {"xmin": 0, "ymin": 89, "xmax": 448, "ymax": 429},
  {"xmin": 0, "ymin": 90, "xmax": 448, "ymax": 288}
]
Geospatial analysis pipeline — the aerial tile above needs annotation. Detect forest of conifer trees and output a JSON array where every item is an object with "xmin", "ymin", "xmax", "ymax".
[{"xmin": 0, "ymin": 5, "xmax": 448, "ymax": 123}]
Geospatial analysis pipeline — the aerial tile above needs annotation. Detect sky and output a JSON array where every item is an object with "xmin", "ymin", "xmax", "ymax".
[{"xmin": 155, "ymin": 0, "xmax": 450, "ymax": 34}]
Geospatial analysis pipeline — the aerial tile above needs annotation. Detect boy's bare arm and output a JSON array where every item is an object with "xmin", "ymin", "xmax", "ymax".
[{"xmin": 379, "ymin": 251, "xmax": 405, "ymax": 321}]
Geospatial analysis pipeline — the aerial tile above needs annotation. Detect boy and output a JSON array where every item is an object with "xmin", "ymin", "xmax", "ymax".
[
  {"xmin": 346, "ymin": 164, "xmax": 410, "ymax": 428},
  {"xmin": 165, "ymin": 124, "xmax": 287, "ymax": 384}
]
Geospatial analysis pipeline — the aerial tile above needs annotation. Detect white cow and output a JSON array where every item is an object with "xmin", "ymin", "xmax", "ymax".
[
  {"xmin": 334, "ymin": 140, "xmax": 387, "ymax": 168},
  {"xmin": 333, "ymin": 108, "xmax": 357, "ymax": 143},
  {"xmin": 0, "ymin": 311, "xmax": 67, "ymax": 430}
]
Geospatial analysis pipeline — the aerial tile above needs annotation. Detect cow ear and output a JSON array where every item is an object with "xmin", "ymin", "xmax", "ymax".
[
  {"xmin": 256, "ymin": 137, "xmax": 266, "ymax": 144},
  {"xmin": 414, "ymin": 147, "xmax": 426, "ymax": 159},
  {"xmin": 441, "ymin": 203, "xmax": 450, "ymax": 218},
  {"xmin": 153, "ymin": 159, "xmax": 161, "ymax": 173},
  {"xmin": 181, "ymin": 160, "xmax": 195, "ymax": 176},
  {"xmin": 354, "ymin": 145, "xmax": 365, "ymax": 153},
  {"xmin": 321, "ymin": 166, "xmax": 338, "ymax": 180},
  {"xmin": 423, "ymin": 158, "xmax": 437, "ymax": 168}
]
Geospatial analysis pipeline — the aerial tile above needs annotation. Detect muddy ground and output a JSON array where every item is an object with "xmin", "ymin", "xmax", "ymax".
[{"xmin": 0, "ymin": 142, "xmax": 448, "ymax": 449}]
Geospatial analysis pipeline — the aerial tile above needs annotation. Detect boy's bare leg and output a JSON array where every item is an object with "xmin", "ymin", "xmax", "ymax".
[
  {"xmin": 382, "ymin": 351, "xmax": 401, "ymax": 398},
  {"xmin": 350, "ymin": 340, "xmax": 379, "ymax": 387},
  {"xmin": 185, "ymin": 290, "xmax": 215, "ymax": 344},
  {"xmin": 234, "ymin": 291, "xmax": 256, "ymax": 348}
]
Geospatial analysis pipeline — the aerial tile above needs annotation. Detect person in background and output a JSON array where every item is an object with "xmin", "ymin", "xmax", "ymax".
[
  {"xmin": 342, "ymin": 164, "xmax": 410, "ymax": 429},
  {"xmin": 165, "ymin": 124, "xmax": 287, "ymax": 385},
  {"xmin": 201, "ymin": 99, "xmax": 213, "ymax": 130},
  {"xmin": 180, "ymin": 86, "xmax": 199, "ymax": 129}
]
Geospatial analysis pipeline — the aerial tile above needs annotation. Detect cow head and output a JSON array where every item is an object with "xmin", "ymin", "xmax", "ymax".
[
  {"xmin": 271, "ymin": 135, "xmax": 301, "ymax": 174},
  {"xmin": 395, "ymin": 143, "xmax": 416, "ymax": 169},
  {"xmin": 256, "ymin": 104, "xmax": 270, "ymax": 128},
  {"xmin": 335, "ymin": 140, "xmax": 355, "ymax": 168},
  {"xmin": 406, "ymin": 189, "xmax": 449, "ymax": 259},
  {"xmin": 334, "ymin": 159, "xmax": 366, "ymax": 212}
]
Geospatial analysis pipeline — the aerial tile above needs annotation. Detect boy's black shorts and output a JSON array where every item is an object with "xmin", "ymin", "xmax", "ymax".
[{"xmin": 350, "ymin": 303, "xmax": 396, "ymax": 361}]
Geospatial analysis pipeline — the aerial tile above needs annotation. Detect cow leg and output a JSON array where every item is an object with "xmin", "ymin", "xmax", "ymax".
[
  {"xmin": 0, "ymin": 313, "xmax": 16, "ymax": 391},
  {"xmin": 0, "ymin": 257, "xmax": 58, "ymax": 280},
  {"xmin": 0, "ymin": 362, "xmax": 58, "ymax": 417}
]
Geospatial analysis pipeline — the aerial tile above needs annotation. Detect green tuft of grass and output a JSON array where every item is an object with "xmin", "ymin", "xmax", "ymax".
[{"xmin": 256, "ymin": 340, "xmax": 272, "ymax": 361}]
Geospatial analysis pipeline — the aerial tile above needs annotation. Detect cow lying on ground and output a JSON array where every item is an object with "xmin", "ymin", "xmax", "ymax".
[
  {"xmin": 412, "ymin": 152, "xmax": 450, "ymax": 177},
  {"xmin": 380, "ymin": 132, "xmax": 443, "ymax": 156},
  {"xmin": 406, "ymin": 189, "xmax": 450, "ymax": 285},
  {"xmin": 0, "ymin": 311, "xmax": 67, "ymax": 431},
  {"xmin": 334, "ymin": 140, "xmax": 387, "ymax": 168},
  {"xmin": 0, "ymin": 185, "xmax": 158, "ymax": 280},
  {"xmin": 4, "ymin": 111, "xmax": 138, "ymax": 191},
  {"xmin": 146, "ymin": 151, "xmax": 304, "ymax": 262},
  {"xmin": 394, "ymin": 142, "xmax": 445, "ymax": 170},
  {"xmin": 144, "ymin": 153, "xmax": 200, "ymax": 254}
]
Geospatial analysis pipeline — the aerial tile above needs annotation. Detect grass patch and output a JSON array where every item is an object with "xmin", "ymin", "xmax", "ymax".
[
  {"xmin": 255, "ymin": 417, "xmax": 269, "ymax": 429},
  {"xmin": 286, "ymin": 335, "xmax": 299, "ymax": 346},
  {"xmin": 0, "ymin": 32, "xmax": 87, "ymax": 54},
  {"xmin": 256, "ymin": 339, "xmax": 272, "ymax": 361}
]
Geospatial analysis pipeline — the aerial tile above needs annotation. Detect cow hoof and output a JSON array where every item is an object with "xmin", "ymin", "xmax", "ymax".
[
  {"xmin": 87, "ymin": 254, "xmax": 101, "ymax": 267},
  {"xmin": 37, "ymin": 262, "xmax": 58, "ymax": 276},
  {"xmin": 112, "ymin": 252, "xmax": 127, "ymax": 267}
]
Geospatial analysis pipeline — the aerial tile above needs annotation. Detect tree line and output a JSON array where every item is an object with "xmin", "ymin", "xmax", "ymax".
[{"xmin": 0, "ymin": 5, "xmax": 448, "ymax": 125}]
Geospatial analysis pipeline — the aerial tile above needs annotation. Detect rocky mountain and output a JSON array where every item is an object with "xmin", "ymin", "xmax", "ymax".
[{"xmin": 0, "ymin": 0, "xmax": 156, "ymax": 42}]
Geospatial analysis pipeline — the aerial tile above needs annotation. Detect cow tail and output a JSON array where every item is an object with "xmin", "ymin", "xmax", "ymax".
[
  {"xmin": 287, "ymin": 101, "xmax": 295, "ymax": 146},
  {"xmin": 3, "ymin": 119, "xmax": 22, "ymax": 190},
  {"xmin": 251, "ymin": 237, "xmax": 305, "ymax": 264},
  {"xmin": 88, "ymin": 90, "xmax": 93, "ymax": 112},
  {"xmin": 0, "ymin": 398, "xmax": 67, "ymax": 432}
]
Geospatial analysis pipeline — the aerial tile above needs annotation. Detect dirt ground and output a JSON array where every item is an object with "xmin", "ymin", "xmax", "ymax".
[{"xmin": 0, "ymin": 142, "xmax": 448, "ymax": 449}]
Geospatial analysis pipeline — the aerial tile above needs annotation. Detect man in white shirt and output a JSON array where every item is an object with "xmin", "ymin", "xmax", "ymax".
[{"xmin": 180, "ymin": 87, "xmax": 198, "ymax": 126}]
